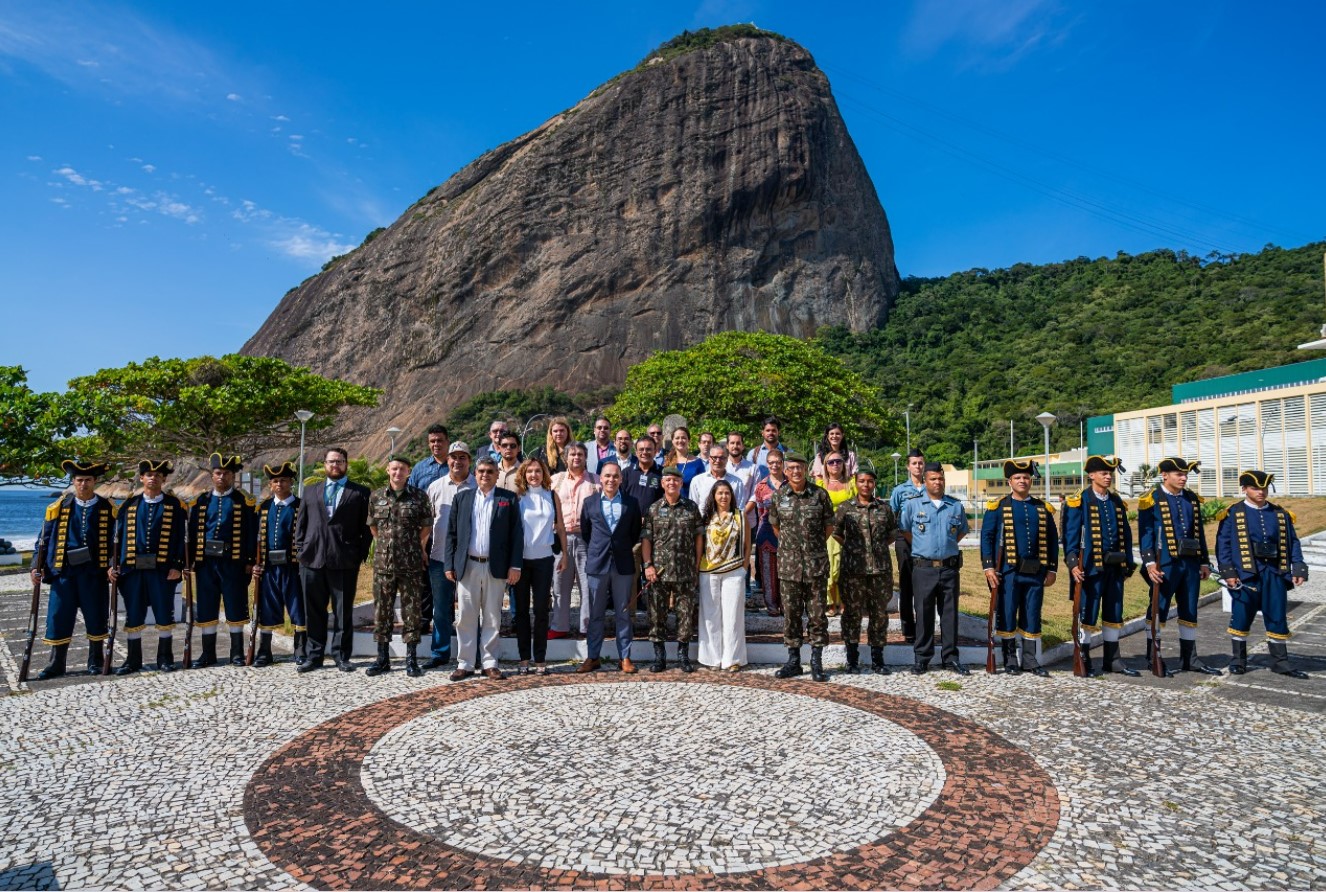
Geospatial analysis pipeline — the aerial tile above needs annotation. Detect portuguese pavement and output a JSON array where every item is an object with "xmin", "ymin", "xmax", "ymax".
[{"xmin": 0, "ymin": 570, "xmax": 1323, "ymax": 891}]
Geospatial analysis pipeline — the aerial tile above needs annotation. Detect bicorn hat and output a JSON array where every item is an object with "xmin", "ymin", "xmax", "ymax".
[
  {"xmin": 61, "ymin": 459, "xmax": 107, "ymax": 478},
  {"xmin": 1158, "ymin": 457, "xmax": 1200, "ymax": 474}
]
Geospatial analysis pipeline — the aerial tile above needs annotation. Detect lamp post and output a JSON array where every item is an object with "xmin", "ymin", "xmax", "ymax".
[
  {"xmin": 891, "ymin": 451, "xmax": 901, "ymax": 486},
  {"xmin": 904, "ymin": 404, "xmax": 913, "ymax": 453},
  {"xmin": 294, "ymin": 409, "xmax": 314, "ymax": 497},
  {"xmin": 386, "ymin": 426, "xmax": 402, "ymax": 454},
  {"xmin": 1036, "ymin": 412, "xmax": 1056, "ymax": 500},
  {"xmin": 521, "ymin": 413, "xmax": 552, "ymax": 455}
]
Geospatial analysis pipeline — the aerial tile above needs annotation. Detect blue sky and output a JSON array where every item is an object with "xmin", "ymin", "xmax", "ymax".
[{"xmin": 3, "ymin": 1, "xmax": 1324, "ymax": 393}]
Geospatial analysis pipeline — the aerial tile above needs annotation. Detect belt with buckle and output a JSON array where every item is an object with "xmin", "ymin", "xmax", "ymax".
[
  {"xmin": 912, "ymin": 556, "xmax": 960, "ymax": 569},
  {"xmin": 468, "ymin": 555, "xmax": 489, "ymax": 563}
]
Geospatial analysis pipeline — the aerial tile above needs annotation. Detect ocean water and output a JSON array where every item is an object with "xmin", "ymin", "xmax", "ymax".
[{"xmin": 0, "ymin": 489, "xmax": 63, "ymax": 548}]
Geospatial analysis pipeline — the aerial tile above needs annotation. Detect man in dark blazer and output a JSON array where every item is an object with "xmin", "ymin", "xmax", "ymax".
[
  {"xmin": 579, "ymin": 461, "xmax": 643, "ymax": 673},
  {"xmin": 295, "ymin": 447, "xmax": 372, "ymax": 672},
  {"xmin": 444, "ymin": 456, "xmax": 523, "ymax": 680}
]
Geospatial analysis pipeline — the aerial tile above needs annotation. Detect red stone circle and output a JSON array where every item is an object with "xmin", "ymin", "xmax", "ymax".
[{"xmin": 244, "ymin": 673, "xmax": 1059, "ymax": 890}]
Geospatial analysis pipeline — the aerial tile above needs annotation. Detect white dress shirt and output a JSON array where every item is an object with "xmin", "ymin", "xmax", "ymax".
[
  {"xmin": 690, "ymin": 472, "xmax": 744, "ymax": 513},
  {"xmin": 469, "ymin": 486, "xmax": 496, "ymax": 558}
]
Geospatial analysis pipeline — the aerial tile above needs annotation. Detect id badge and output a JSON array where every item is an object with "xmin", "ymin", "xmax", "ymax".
[
  {"xmin": 136, "ymin": 553, "xmax": 158, "ymax": 569},
  {"xmin": 66, "ymin": 546, "xmax": 92, "ymax": 566},
  {"xmin": 267, "ymin": 549, "xmax": 289, "ymax": 566},
  {"xmin": 204, "ymin": 539, "xmax": 228, "ymax": 557}
]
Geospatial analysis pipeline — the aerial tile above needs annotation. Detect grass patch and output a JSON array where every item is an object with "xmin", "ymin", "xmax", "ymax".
[{"xmin": 936, "ymin": 680, "xmax": 963, "ymax": 692}]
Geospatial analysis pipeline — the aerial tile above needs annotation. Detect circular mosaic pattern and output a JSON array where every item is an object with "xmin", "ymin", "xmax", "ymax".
[
  {"xmin": 361, "ymin": 684, "xmax": 945, "ymax": 874},
  {"xmin": 244, "ymin": 674, "xmax": 1060, "ymax": 890}
]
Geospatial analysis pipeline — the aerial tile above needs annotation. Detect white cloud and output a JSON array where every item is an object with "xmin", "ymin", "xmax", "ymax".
[
  {"xmin": 271, "ymin": 114, "xmax": 289, "ymax": 122},
  {"xmin": 142, "ymin": 163, "xmax": 156, "ymax": 173},
  {"xmin": 27, "ymin": 154, "xmax": 42, "ymax": 161},
  {"xmin": 270, "ymin": 222, "xmax": 355, "ymax": 260},
  {"xmin": 50, "ymin": 196, "xmax": 69, "ymax": 206},
  {"xmin": 289, "ymin": 134, "xmax": 303, "ymax": 141},
  {"xmin": 226, "ymin": 92, "xmax": 241, "ymax": 101},
  {"xmin": 54, "ymin": 165, "xmax": 104, "ymax": 190}
]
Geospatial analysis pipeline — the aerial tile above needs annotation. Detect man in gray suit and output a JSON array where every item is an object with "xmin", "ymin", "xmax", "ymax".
[{"xmin": 584, "ymin": 416, "xmax": 614, "ymax": 474}]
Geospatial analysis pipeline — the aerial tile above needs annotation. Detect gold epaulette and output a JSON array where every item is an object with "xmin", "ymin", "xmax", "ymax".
[
  {"xmin": 1065, "ymin": 492, "xmax": 1082, "ymax": 508},
  {"xmin": 985, "ymin": 499, "xmax": 1000, "ymax": 511},
  {"xmin": 241, "ymin": 492, "xmax": 256, "ymax": 507},
  {"xmin": 1214, "ymin": 506, "xmax": 1230, "ymax": 522},
  {"xmin": 1045, "ymin": 502, "xmax": 1055, "ymax": 515},
  {"xmin": 44, "ymin": 500, "xmax": 62, "ymax": 522},
  {"xmin": 1138, "ymin": 491, "xmax": 1155, "ymax": 510},
  {"xmin": 108, "ymin": 502, "xmax": 118, "ymax": 519}
]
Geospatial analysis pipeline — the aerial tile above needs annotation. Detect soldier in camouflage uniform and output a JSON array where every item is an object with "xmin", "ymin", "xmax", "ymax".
[
  {"xmin": 833, "ymin": 466, "xmax": 897, "ymax": 675},
  {"xmin": 366, "ymin": 456, "xmax": 434, "ymax": 678},
  {"xmin": 769, "ymin": 451, "xmax": 836, "ymax": 681},
  {"xmin": 641, "ymin": 466, "xmax": 704, "ymax": 672}
]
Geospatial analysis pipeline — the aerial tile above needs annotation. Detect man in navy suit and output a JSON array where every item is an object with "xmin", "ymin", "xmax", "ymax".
[
  {"xmin": 444, "ymin": 457, "xmax": 523, "ymax": 680},
  {"xmin": 294, "ymin": 448, "xmax": 373, "ymax": 672},
  {"xmin": 578, "ymin": 462, "xmax": 643, "ymax": 673}
]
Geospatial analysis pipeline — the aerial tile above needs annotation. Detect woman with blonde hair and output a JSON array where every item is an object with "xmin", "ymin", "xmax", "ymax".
[
  {"xmin": 818, "ymin": 450, "xmax": 857, "ymax": 616},
  {"xmin": 512, "ymin": 457, "xmax": 568, "ymax": 674},
  {"xmin": 663, "ymin": 426, "xmax": 706, "ymax": 499},
  {"xmin": 529, "ymin": 416, "xmax": 573, "ymax": 475}
]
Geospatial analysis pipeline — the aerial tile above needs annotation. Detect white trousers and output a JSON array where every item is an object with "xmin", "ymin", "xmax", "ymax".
[
  {"xmin": 456, "ymin": 561, "xmax": 504, "ymax": 670},
  {"xmin": 698, "ymin": 568, "xmax": 747, "ymax": 668}
]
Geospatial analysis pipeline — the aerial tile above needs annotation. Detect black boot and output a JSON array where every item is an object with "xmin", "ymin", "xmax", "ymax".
[
  {"xmin": 191, "ymin": 634, "xmax": 217, "ymax": 669},
  {"xmin": 1021, "ymin": 639, "xmax": 1049, "ymax": 677},
  {"xmin": 365, "ymin": 642, "xmax": 392, "ymax": 677},
  {"xmin": 1146, "ymin": 637, "xmax": 1175, "ymax": 677},
  {"xmin": 87, "ymin": 640, "xmax": 105, "ymax": 675},
  {"xmin": 1229, "ymin": 639, "xmax": 1248, "ymax": 675},
  {"xmin": 293, "ymin": 631, "xmax": 307, "ymax": 666},
  {"xmin": 1103, "ymin": 640, "xmax": 1139, "ymax": 677},
  {"xmin": 1081, "ymin": 644, "xmax": 1103, "ymax": 678},
  {"xmin": 229, "ymin": 632, "xmax": 246, "ymax": 667},
  {"xmin": 1269, "ymin": 641, "xmax": 1309, "ymax": 678},
  {"xmin": 405, "ymin": 644, "xmax": 423, "ymax": 678},
  {"xmin": 650, "ymin": 641, "xmax": 667, "ymax": 673},
  {"xmin": 37, "ymin": 644, "xmax": 68, "ymax": 680},
  {"xmin": 1002, "ymin": 640, "xmax": 1021, "ymax": 675},
  {"xmin": 676, "ymin": 640, "xmax": 694, "ymax": 673},
  {"xmin": 810, "ymin": 646, "xmax": 828, "ymax": 682},
  {"xmin": 1180, "ymin": 639, "xmax": 1222, "ymax": 675},
  {"xmin": 871, "ymin": 645, "xmax": 889, "ymax": 675},
  {"xmin": 156, "ymin": 637, "xmax": 177, "ymax": 672},
  {"xmin": 775, "ymin": 647, "xmax": 803, "ymax": 679},
  {"xmin": 844, "ymin": 643, "xmax": 860, "ymax": 674},
  {"xmin": 116, "ymin": 638, "xmax": 143, "ymax": 675},
  {"xmin": 253, "ymin": 633, "xmax": 273, "ymax": 667}
]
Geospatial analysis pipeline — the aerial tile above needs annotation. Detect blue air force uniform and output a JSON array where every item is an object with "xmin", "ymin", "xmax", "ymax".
[
  {"xmin": 898, "ymin": 476, "xmax": 969, "ymax": 672},
  {"xmin": 1215, "ymin": 469, "xmax": 1310, "ymax": 677},
  {"xmin": 888, "ymin": 479, "xmax": 926, "ymax": 641}
]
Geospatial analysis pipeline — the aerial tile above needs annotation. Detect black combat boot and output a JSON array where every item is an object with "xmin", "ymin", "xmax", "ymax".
[
  {"xmin": 650, "ymin": 641, "xmax": 667, "ymax": 673},
  {"xmin": 191, "ymin": 634, "xmax": 217, "ymax": 669},
  {"xmin": 1002, "ymin": 639, "xmax": 1021, "ymax": 675},
  {"xmin": 37, "ymin": 644, "xmax": 68, "ymax": 680},
  {"xmin": 676, "ymin": 640, "xmax": 694, "ymax": 673},
  {"xmin": 293, "ymin": 631, "xmax": 308, "ymax": 666},
  {"xmin": 775, "ymin": 647, "xmax": 803, "ymax": 679},
  {"xmin": 365, "ymin": 642, "xmax": 392, "ymax": 677},
  {"xmin": 1103, "ymin": 640, "xmax": 1138, "ymax": 677},
  {"xmin": 870, "ymin": 645, "xmax": 889, "ymax": 675},
  {"xmin": 253, "ymin": 633, "xmax": 273, "ymax": 667},
  {"xmin": 844, "ymin": 643, "xmax": 860, "ymax": 674},
  {"xmin": 1080, "ymin": 643, "xmax": 1103, "ymax": 678},
  {"xmin": 1269, "ymin": 641, "xmax": 1309, "ymax": 679},
  {"xmin": 1228, "ymin": 639, "xmax": 1248, "ymax": 675},
  {"xmin": 229, "ymin": 632, "xmax": 246, "ymax": 667},
  {"xmin": 156, "ymin": 637, "xmax": 177, "ymax": 672},
  {"xmin": 87, "ymin": 640, "xmax": 105, "ymax": 675},
  {"xmin": 810, "ymin": 646, "xmax": 828, "ymax": 682},
  {"xmin": 405, "ymin": 644, "xmax": 423, "ymax": 678},
  {"xmin": 116, "ymin": 638, "xmax": 143, "ymax": 675},
  {"xmin": 1180, "ymin": 639, "xmax": 1221, "ymax": 675}
]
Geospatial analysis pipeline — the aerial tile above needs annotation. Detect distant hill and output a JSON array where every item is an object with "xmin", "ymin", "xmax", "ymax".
[{"xmin": 819, "ymin": 241, "xmax": 1326, "ymax": 465}]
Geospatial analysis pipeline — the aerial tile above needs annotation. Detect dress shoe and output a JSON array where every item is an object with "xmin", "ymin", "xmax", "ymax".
[
  {"xmin": 335, "ymin": 659, "xmax": 356, "ymax": 673},
  {"xmin": 297, "ymin": 658, "xmax": 324, "ymax": 673},
  {"xmin": 1030, "ymin": 666, "xmax": 1051, "ymax": 678},
  {"xmin": 483, "ymin": 667, "xmax": 505, "ymax": 680},
  {"xmin": 293, "ymin": 632, "xmax": 308, "ymax": 666},
  {"xmin": 945, "ymin": 662, "xmax": 971, "ymax": 676},
  {"xmin": 427, "ymin": 656, "xmax": 450, "ymax": 669},
  {"xmin": 910, "ymin": 662, "xmax": 928, "ymax": 675},
  {"xmin": 620, "ymin": 657, "xmax": 638, "ymax": 674},
  {"xmin": 450, "ymin": 668, "xmax": 475, "ymax": 681},
  {"xmin": 576, "ymin": 659, "xmax": 601, "ymax": 674}
]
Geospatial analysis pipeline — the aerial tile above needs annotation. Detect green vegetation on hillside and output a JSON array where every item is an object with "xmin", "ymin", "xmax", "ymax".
[
  {"xmin": 818, "ymin": 242, "xmax": 1326, "ymax": 466},
  {"xmin": 638, "ymin": 25, "xmax": 788, "ymax": 68}
]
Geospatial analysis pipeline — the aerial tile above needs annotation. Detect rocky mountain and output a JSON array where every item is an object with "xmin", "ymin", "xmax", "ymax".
[{"xmin": 242, "ymin": 27, "xmax": 899, "ymax": 453}]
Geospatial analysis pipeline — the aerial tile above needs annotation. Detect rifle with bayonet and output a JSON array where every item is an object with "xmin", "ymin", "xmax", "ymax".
[
  {"xmin": 18, "ymin": 531, "xmax": 47, "ymax": 684},
  {"xmin": 1071, "ymin": 550, "xmax": 1087, "ymax": 677}
]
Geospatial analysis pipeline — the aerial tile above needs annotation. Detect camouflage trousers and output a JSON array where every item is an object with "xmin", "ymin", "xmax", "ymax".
[
  {"xmin": 781, "ymin": 578, "xmax": 828, "ymax": 648},
  {"xmin": 373, "ymin": 569, "xmax": 425, "ymax": 645},
  {"xmin": 648, "ymin": 581, "xmax": 697, "ymax": 643},
  {"xmin": 841, "ymin": 574, "xmax": 890, "ymax": 648}
]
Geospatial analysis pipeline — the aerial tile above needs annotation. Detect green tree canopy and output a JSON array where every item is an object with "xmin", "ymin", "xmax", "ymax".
[
  {"xmin": 608, "ymin": 331, "xmax": 898, "ymax": 448},
  {"xmin": 0, "ymin": 366, "xmax": 82, "ymax": 484}
]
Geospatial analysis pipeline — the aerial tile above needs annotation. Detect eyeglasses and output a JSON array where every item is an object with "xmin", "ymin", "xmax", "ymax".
[
  {"xmin": 710, "ymin": 456, "xmax": 727, "ymax": 462},
  {"xmin": 475, "ymin": 469, "xmax": 496, "ymax": 476},
  {"xmin": 325, "ymin": 459, "xmax": 347, "ymax": 465},
  {"xmin": 500, "ymin": 442, "xmax": 519, "ymax": 449},
  {"xmin": 826, "ymin": 459, "xmax": 844, "ymax": 466},
  {"xmin": 490, "ymin": 429, "xmax": 508, "ymax": 437}
]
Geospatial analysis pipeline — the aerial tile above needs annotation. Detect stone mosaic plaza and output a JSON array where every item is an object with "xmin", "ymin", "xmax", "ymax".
[{"xmin": 1, "ymin": 569, "xmax": 1324, "ymax": 890}]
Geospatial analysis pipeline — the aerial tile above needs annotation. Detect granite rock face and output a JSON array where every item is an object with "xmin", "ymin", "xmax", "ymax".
[{"xmin": 242, "ymin": 33, "xmax": 899, "ymax": 451}]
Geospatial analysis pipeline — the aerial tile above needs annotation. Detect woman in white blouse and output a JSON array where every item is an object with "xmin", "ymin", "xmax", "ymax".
[
  {"xmin": 697, "ymin": 480, "xmax": 751, "ymax": 671},
  {"xmin": 513, "ymin": 458, "xmax": 567, "ymax": 675}
]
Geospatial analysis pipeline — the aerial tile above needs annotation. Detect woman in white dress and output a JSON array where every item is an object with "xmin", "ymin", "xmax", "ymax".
[{"xmin": 697, "ymin": 480, "xmax": 751, "ymax": 671}]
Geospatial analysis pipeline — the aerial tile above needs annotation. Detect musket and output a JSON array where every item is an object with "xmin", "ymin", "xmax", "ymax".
[
  {"xmin": 245, "ymin": 570, "xmax": 260, "ymax": 666},
  {"xmin": 182, "ymin": 551, "xmax": 195, "ymax": 670},
  {"xmin": 1148, "ymin": 572, "xmax": 1165, "ymax": 678},
  {"xmin": 985, "ymin": 545, "xmax": 1000, "ymax": 674},
  {"xmin": 104, "ymin": 549, "xmax": 121, "ymax": 676},
  {"xmin": 18, "ymin": 529, "xmax": 47, "ymax": 685},
  {"xmin": 1070, "ymin": 550, "xmax": 1087, "ymax": 677}
]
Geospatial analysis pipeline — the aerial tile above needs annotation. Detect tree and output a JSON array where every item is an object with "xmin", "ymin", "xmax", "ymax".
[
  {"xmin": 59, "ymin": 354, "xmax": 381, "ymax": 478},
  {"xmin": 608, "ymin": 331, "xmax": 898, "ymax": 447},
  {"xmin": 0, "ymin": 366, "xmax": 81, "ymax": 484}
]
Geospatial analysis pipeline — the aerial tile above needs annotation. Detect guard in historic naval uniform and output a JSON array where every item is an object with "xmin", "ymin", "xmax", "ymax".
[
  {"xmin": 186, "ymin": 453, "xmax": 258, "ymax": 667},
  {"xmin": 30, "ymin": 460, "xmax": 116, "ymax": 678},
  {"xmin": 980, "ymin": 459, "xmax": 1058, "ymax": 676},
  {"xmin": 251, "ymin": 461, "xmax": 304, "ymax": 667},
  {"xmin": 1137, "ymin": 456, "xmax": 1218, "ymax": 676},
  {"xmin": 110, "ymin": 459, "xmax": 188, "ymax": 674},
  {"xmin": 1215, "ymin": 470, "xmax": 1310, "ymax": 678},
  {"xmin": 1063, "ymin": 455, "xmax": 1139, "ymax": 677}
]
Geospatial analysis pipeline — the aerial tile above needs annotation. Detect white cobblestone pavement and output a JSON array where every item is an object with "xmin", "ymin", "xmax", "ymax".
[{"xmin": 0, "ymin": 570, "xmax": 1323, "ymax": 890}]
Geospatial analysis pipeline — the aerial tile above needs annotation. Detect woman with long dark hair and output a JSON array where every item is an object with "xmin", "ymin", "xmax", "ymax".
[
  {"xmin": 698, "ymin": 480, "xmax": 750, "ymax": 671},
  {"xmin": 812, "ymin": 423, "xmax": 857, "ymax": 482}
]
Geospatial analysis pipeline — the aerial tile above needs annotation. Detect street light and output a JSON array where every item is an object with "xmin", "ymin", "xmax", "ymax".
[
  {"xmin": 386, "ymin": 426, "xmax": 402, "ymax": 454},
  {"xmin": 891, "ymin": 452, "xmax": 901, "ymax": 486},
  {"xmin": 521, "ymin": 413, "xmax": 553, "ymax": 455},
  {"xmin": 904, "ymin": 404, "xmax": 913, "ymax": 453},
  {"xmin": 1036, "ymin": 412, "xmax": 1056, "ymax": 500},
  {"xmin": 294, "ymin": 409, "xmax": 314, "ymax": 497}
]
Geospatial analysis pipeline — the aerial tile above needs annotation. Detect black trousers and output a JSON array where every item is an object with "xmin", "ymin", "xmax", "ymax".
[
  {"xmin": 301, "ymin": 566, "xmax": 360, "ymax": 663},
  {"xmin": 513, "ymin": 556, "xmax": 555, "ymax": 662},
  {"xmin": 894, "ymin": 538, "xmax": 917, "ymax": 633},
  {"xmin": 912, "ymin": 563, "xmax": 960, "ymax": 665}
]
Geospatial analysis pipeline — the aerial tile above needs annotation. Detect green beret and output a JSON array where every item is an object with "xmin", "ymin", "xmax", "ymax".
[
  {"xmin": 661, "ymin": 466, "xmax": 684, "ymax": 479},
  {"xmin": 783, "ymin": 451, "xmax": 808, "ymax": 466}
]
